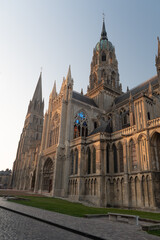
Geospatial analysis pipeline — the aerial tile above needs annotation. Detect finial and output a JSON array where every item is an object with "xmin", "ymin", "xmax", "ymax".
[
  {"xmin": 101, "ymin": 13, "xmax": 107, "ymax": 40},
  {"xmin": 103, "ymin": 12, "xmax": 105, "ymax": 22}
]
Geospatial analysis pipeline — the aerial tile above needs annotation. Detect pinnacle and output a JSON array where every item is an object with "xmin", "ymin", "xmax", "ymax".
[
  {"xmin": 101, "ymin": 19, "xmax": 107, "ymax": 40},
  {"xmin": 32, "ymin": 72, "xmax": 42, "ymax": 102}
]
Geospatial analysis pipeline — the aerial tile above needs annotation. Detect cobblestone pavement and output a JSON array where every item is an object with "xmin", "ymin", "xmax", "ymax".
[
  {"xmin": 0, "ymin": 197, "xmax": 159, "ymax": 240},
  {"xmin": 0, "ymin": 208, "xmax": 89, "ymax": 240}
]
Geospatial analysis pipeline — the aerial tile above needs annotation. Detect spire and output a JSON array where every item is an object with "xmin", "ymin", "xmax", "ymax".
[
  {"xmin": 32, "ymin": 72, "xmax": 42, "ymax": 102},
  {"xmin": 50, "ymin": 81, "xmax": 57, "ymax": 99},
  {"xmin": 66, "ymin": 65, "xmax": 72, "ymax": 84},
  {"xmin": 101, "ymin": 15, "xmax": 107, "ymax": 40}
]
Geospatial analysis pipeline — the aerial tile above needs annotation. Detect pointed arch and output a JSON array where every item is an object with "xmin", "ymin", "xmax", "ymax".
[
  {"xmin": 74, "ymin": 110, "xmax": 88, "ymax": 139},
  {"xmin": 112, "ymin": 144, "xmax": 118, "ymax": 173},
  {"xmin": 75, "ymin": 149, "xmax": 78, "ymax": 174},
  {"xmin": 129, "ymin": 139, "xmax": 138, "ymax": 171},
  {"xmin": 118, "ymin": 142, "xmax": 124, "ymax": 172},
  {"xmin": 106, "ymin": 144, "xmax": 110, "ymax": 173},
  {"xmin": 43, "ymin": 158, "xmax": 53, "ymax": 192},
  {"xmin": 87, "ymin": 147, "xmax": 91, "ymax": 174},
  {"xmin": 92, "ymin": 147, "xmax": 96, "ymax": 173},
  {"xmin": 102, "ymin": 51, "xmax": 106, "ymax": 62}
]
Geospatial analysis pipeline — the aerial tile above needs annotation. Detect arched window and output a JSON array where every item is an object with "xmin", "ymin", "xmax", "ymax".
[
  {"xmin": 43, "ymin": 158, "xmax": 53, "ymax": 192},
  {"xmin": 49, "ymin": 112, "xmax": 60, "ymax": 147},
  {"xmin": 106, "ymin": 144, "xmax": 110, "ymax": 173},
  {"xmin": 102, "ymin": 52, "xmax": 106, "ymax": 62},
  {"xmin": 113, "ymin": 144, "xmax": 118, "ymax": 173},
  {"xmin": 71, "ymin": 151, "xmax": 74, "ymax": 175},
  {"xmin": 87, "ymin": 148, "xmax": 91, "ymax": 174},
  {"xmin": 130, "ymin": 139, "xmax": 137, "ymax": 171},
  {"xmin": 118, "ymin": 142, "xmax": 124, "ymax": 172},
  {"xmin": 120, "ymin": 108, "xmax": 128, "ymax": 127},
  {"xmin": 107, "ymin": 114, "xmax": 112, "ymax": 130},
  {"xmin": 75, "ymin": 149, "xmax": 78, "ymax": 174},
  {"xmin": 111, "ymin": 71, "xmax": 116, "ymax": 87},
  {"xmin": 74, "ymin": 111, "xmax": 88, "ymax": 138},
  {"xmin": 92, "ymin": 147, "xmax": 96, "ymax": 173}
]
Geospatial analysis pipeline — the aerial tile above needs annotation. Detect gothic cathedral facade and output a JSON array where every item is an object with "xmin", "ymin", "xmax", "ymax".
[{"xmin": 11, "ymin": 21, "xmax": 160, "ymax": 209}]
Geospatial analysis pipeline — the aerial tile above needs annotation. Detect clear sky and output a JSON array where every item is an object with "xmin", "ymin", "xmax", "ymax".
[{"xmin": 0, "ymin": 0, "xmax": 160, "ymax": 170}]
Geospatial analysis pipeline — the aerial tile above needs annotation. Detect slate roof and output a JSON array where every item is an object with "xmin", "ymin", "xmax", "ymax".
[
  {"xmin": 89, "ymin": 120, "xmax": 112, "ymax": 136},
  {"xmin": 72, "ymin": 91, "xmax": 98, "ymax": 107},
  {"xmin": 115, "ymin": 76, "xmax": 158, "ymax": 105}
]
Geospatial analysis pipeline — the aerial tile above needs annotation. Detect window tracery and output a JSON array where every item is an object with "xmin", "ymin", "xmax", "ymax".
[
  {"xmin": 49, "ymin": 112, "xmax": 60, "ymax": 147},
  {"xmin": 74, "ymin": 111, "xmax": 88, "ymax": 138}
]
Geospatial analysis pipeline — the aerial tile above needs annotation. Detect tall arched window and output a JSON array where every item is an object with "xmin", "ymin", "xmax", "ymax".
[
  {"xmin": 92, "ymin": 147, "xmax": 96, "ymax": 173},
  {"xmin": 43, "ymin": 158, "xmax": 53, "ymax": 192},
  {"xmin": 87, "ymin": 147, "xmax": 91, "ymax": 174},
  {"xmin": 118, "ymin": 142, "xmax": 124, "ymax": 172},
  {"xmin": 75, "ymin": 149, "xmax": 78, "ymax": 174},
  {"xmin": 113, "ymin": 144, "xmax": 118, "ymax": 173},
  {"xmin": 106, "ymin": 144, "xmax": 110, "ymax": 173},
  {"xmin": 130, "ymin": 139, "xmax": 138, "ymax": 171},
  {"xmin": 102, "ymin": 52, "xmax": 106, "ymax": 61},
  {"xmin": 111, "ymin": 71, "xmax": 116, "ymax": 87},
  {"xmin": 74, "ymin": 111, "xmax": 88, "ymax": 138},
  {"xmin": 71, "ymin": 151, "xmax": 74, "ymax": 175}
]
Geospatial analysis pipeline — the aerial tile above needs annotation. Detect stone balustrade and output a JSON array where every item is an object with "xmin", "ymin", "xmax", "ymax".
[{"xmin": 147, "ymin": 117, "xmax": 160, "ymax": 127}]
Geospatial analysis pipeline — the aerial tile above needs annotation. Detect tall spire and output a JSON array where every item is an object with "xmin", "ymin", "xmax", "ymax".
[
  {"xmin": 32, "ymin": 72, "xmax": 42, "ymax": 102},
  {"xmin": 101, "ymin": 14, "xmax": 107, "ymax": 40},
  {"xmin": 66, "ymin": 65, "xmax": 72, "ymax": 84}
]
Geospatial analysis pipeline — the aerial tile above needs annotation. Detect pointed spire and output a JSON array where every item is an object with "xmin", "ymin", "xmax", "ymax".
[
  {"xmin": 101, "ymin": 15, "xmax": 107, "ymax": 40},
  {"xmin": 32, "ymin": 72, "xmax": 42, "ymax": 102},
  {"xmin": 66, "ymin": 65, "xmax": 71, "ymax": 82},
  {"xmin": 66, "ymin": 65, "xmax": 73, "ymax": 86},
  {"xmin": 50, "ymin": 81, "xmax": 57, "ymax": 99}
]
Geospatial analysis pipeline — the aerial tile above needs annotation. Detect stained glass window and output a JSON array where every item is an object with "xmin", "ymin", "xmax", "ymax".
[{"xmin": 74, "ymin": 111, "xmax": 88, "ymax": 138}]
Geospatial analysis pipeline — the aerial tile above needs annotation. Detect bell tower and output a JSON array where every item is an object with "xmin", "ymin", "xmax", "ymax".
[{"xmin": 86, "ymin": 19, "xmax": 122, "ymax": 111}]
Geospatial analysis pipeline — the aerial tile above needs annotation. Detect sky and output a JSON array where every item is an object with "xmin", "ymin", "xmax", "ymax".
[{"xmin": 0, "ymin": 0, "xmax": 160, "ymax": 170}]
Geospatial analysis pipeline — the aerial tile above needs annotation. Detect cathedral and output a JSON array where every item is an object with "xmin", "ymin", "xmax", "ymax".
[{"xmin": 11, "ymin": 20, "xmax": 160, "ymax": 209}]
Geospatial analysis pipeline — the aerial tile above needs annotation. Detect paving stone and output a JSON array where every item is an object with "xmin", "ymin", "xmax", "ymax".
[{"xmin": 0, "ymin": 197, "xmax": 159, "ymax": 240}]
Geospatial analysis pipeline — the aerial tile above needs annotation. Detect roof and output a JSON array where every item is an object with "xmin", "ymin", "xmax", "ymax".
[
  {"xmin": 89, "ymin": 120, "xmax": 112, "ymax": 136},
  {"xmin": 72, "ymin": 91, "xmax": 98, "ymax": 107},
  {"xmin": 115, "ymin": 76, "xmax": 158, "ymax": 105}
]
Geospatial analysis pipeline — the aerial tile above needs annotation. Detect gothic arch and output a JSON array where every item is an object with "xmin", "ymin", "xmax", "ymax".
[
  {"xmin": 129, "ymin": 138, "xmax": 138, "ymax": 172},
  {"xmin": 117, "ymin": 142, "xmax": 124, "ymax": 172},
  {"xmin": 101, "ymin": 51, "xmax": 106, "ymax": 62},
  {"xmin": 138, "ymin": 134, "xmax": 148, "ymax": 171},
  {"xmin": 87, "ymin": 147, "xmax": 91, "ymax": 174},
  {"xmin": 150, "ymin": 131, "xmax": 160, "ymax": 170},
  {"xmin": 112, "ymin": 144, "xmax": 118, "ymax": 173},
  {"xmin": 106, "ymin": 143, "xmax": 110, "ymax": 173},
  {"xmin": 92, "ymin": 146, "xmax": 96, "ymax": 174},
  {"xmin": 74, "ymin": 110, "xmax": 88, "ymax": 138},
  {"xmin": 42, "ymin": 158, "xmax": 53, "ymax": 192}
]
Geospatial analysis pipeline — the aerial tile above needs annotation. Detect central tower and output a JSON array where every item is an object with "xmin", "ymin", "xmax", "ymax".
[{"xmin": 86, "ymin": 19, "xmax": 122, "ymax": 111}]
